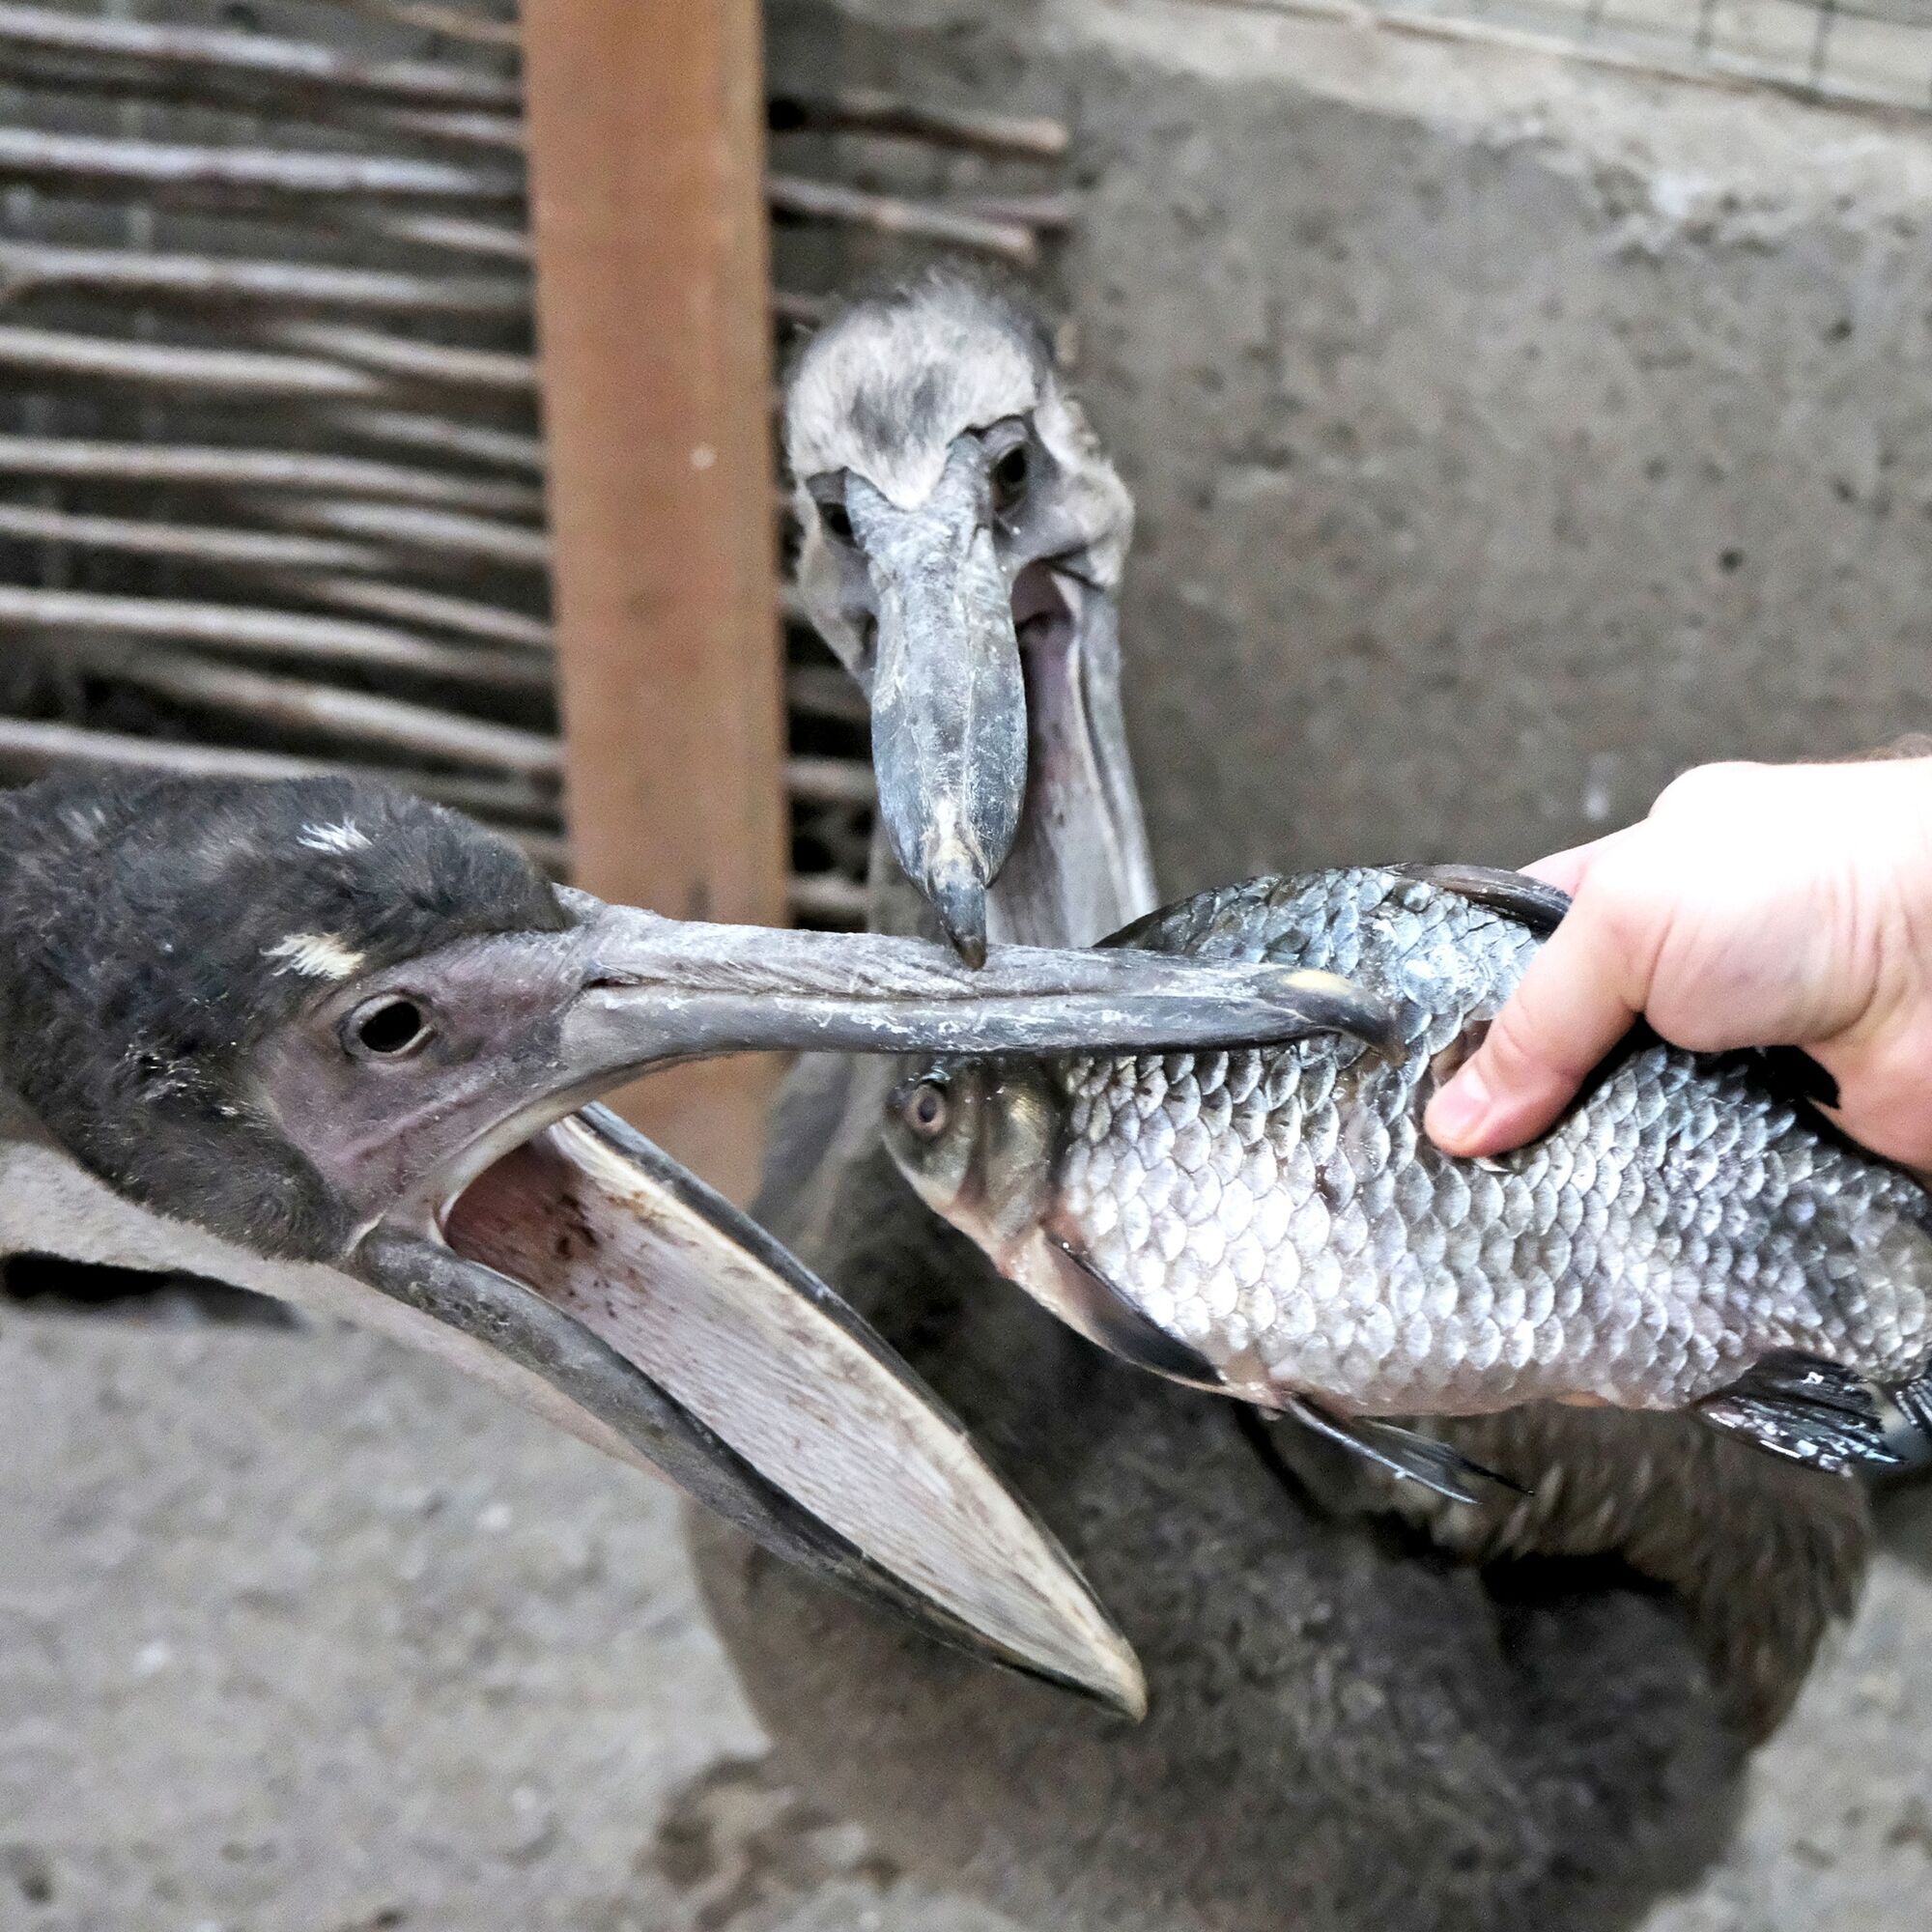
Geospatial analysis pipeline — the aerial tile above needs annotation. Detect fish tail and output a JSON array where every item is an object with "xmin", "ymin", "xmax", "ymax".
[
  {"xmin": 1693, "ymin": 1350, "xmax": 1932, "ymax": 1476},
  {"xmin": 1881, "ymin": 1371, "xmax": 1932, "ymax": 1476}
]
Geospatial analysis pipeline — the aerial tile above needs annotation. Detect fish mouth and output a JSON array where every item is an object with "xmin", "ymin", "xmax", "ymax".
[{"xmin": 346, "ymin": 1097, "xmax": 1148, "ymax": 1718}]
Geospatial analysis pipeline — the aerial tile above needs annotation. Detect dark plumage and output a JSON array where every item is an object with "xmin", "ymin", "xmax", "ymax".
[{"xmin": 0, "ymin": 772, "xmax": 564, "ymax": 1260}]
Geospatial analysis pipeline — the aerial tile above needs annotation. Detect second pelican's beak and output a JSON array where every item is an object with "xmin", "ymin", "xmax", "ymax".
[{"xmin": 849, "ymin": 443, "xmax": 1026, "ymax": 965}]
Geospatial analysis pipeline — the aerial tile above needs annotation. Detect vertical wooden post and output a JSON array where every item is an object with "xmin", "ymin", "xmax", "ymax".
[{"xmin": 523, "ymin": 0, "xmax": 784, "ymax": 1201}]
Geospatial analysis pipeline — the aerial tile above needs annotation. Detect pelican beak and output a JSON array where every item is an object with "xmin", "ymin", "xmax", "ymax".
[
  {"xmin": 351, "ymin": 1107, "xmax": 1146, "ymax": 1714},
  {"xmin": 848, "ymin": 442, "xmax": 1025, "ymax": 965},
  {"xmin": 988, "ymin": 564, "xmax": 1158, "ymax": 950},
  {"xmin": 304, "ymin": 905, "xmax": 1382, "ymax": 1715}
]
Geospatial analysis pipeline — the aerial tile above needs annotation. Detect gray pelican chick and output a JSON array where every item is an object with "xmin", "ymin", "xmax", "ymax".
[
  {"xmin": 788, "ymin": 268, "xmax": 1149, "ymax": 956},
  {"xmin": 691, "ymin": 270, "xmax": 1871, "ymax": 1932}
]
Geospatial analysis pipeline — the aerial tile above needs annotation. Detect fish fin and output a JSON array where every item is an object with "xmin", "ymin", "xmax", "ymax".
[
  {"xmin": 1694, "ymin": 1350, "xmax": 1904, "ymax": 1473},
  {"xmin": 1387, "ymin": 863, "xmax": 1572, "ymax": 935},
  {"xmin": 1747, "ymin": 1044, "xmax": 1841, "ymax": 1113},
  {"xmin": 1397, "ymin": 865, "xmax": 1848, "ymax": 1119},
  {"xmin": 1276, "ymin": 1396, "xmax": 1530, "ymax": 1506},
  {"xmin": 1043, "ymin": 1233, "xmax": 1226, "ymax": 1388},
  {"xmin": 1886, "ymin": 1373, "xmax": 1932, "ymax": 1474}
]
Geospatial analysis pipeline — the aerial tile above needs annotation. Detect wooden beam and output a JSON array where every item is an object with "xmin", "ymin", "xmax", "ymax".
[{"xmin": 522, "ymin": 0, "xmax": 785, "ymax": 1202}]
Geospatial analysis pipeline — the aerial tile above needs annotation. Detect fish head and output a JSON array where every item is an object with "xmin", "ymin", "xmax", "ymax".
[
  {"xmin": 884, "ymin": 1056, "xmax": 1064, "ymax": 1261},
  {"xmin": 886, "ymin": 1050, "xmax": 1232, "ymax": 1392}
]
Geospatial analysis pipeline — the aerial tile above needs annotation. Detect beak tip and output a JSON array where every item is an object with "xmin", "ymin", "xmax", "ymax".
[
  {"xmin": 1044, "ymin": 1618, "xmax": 1148, "ymax": 1722},
  {"xmin": 923, "ymin": 854, "xmax": 992, "ymax": 967},
  {"xmin": 1109, "ymin": 1665, "xmax": 1151, "ymax": 1724}
]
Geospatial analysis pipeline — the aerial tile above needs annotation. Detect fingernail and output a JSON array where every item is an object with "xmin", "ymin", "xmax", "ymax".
[{"xmin": 1426, "ymin": 1066, "xmax": 1492, "ymax": 1150}]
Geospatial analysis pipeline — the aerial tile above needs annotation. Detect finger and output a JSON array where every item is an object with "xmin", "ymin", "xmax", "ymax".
[
  {"xmin": 1520, "ymin": 836, "xmax": 1617, "ymax": 899},
  {"xmin": 1519, "ymin": 851, "xmax": 1590, "ymax": 898},
  {"xmin": 1425, "ymin": 894, "xmax": 1646, "ymax": 1156}
]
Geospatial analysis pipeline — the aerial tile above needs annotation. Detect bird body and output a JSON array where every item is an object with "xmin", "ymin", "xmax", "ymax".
[{"xmin": 692, "ymin": 268, "xmax": 1877, "ymax": 1932}]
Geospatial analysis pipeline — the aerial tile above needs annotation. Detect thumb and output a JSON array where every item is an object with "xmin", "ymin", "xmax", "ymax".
[{"xmin": 1425, "ymin": 895, "xmax": 1645, "ymax": 1156}]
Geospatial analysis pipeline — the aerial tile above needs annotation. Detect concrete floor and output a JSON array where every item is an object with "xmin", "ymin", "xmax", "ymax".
[{"xmin": 1, "ymin": 1310, "xmax": 1929, "ymax": 1932}]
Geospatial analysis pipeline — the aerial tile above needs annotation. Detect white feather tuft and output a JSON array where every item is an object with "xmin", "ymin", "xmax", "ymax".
[
  {"xmin": 264, "ymin": 932, "xmax": 366, "ymax": 980},
  {"xmin": 298, "ymin": 820, "xmax": 372, "ymax": 855}
]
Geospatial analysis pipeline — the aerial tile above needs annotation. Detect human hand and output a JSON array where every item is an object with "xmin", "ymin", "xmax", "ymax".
[{"xmin": 1424, "ymin": 757, "xmax": 1932, "ymax": 1174}]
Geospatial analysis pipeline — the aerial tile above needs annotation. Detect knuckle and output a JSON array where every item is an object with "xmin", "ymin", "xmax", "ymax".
[
  {"xmin": 1571, "ymin": 849, "xmax": 1652, "ymax": 954},
  {"xmin": 1652, "ymin": 759, "xmax": 1758, "ymax": 818},
  {"xmin": 1481, "ymin": 1006, "xmax": 1548, "ymax": 1083},
  {"xmin": 1486, "ymin": 980, "xmax": 1574, "ymax": 1085}
]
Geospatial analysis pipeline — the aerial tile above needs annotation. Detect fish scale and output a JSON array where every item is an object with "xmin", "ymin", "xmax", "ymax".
[{"xmin": 1022, "ymin": 868, "xmax": 1932, "ymax": 1420}]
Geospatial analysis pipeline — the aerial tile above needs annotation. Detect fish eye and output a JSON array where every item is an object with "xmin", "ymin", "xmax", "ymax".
[
  {"xmin": 346, "ymin": 994, "xmax": 434, "ymax": 1061},
  {"xmin": 901, "ymin": 1077, "xmax": 952, "ymax": 1142}
]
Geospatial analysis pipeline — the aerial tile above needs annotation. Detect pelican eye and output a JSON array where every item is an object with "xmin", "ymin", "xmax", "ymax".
[
  {"xmin": 347, "ymin": 995, "xmax": 433, "ymax": 1060},
  {"xmin": 818, "ymin": 498, "xmax": 855, "ymax": 545},
  {"xmin": 901, "ymin": 1077, "xmax": 952, "ymax": 1142},
  {"xmin": 990, "ymin": 441, "xmax": 1031, "ymax": 513}
]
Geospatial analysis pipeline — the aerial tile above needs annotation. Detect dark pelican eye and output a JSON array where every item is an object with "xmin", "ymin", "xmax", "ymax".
[
  {"xmin": 902, "ymin": 1078, "xmax": 952, "ymax": 1142},
  {"xmin": 819, "ymin": 499, "xmax": 855, "ymax": 545},
  {"xmin": 347, "ymin": 995, "xmax": 432, "ymax": 1060},
  {"xmin": 990, "ymin": 441, "xmax": 1030, "ymax": 513}
]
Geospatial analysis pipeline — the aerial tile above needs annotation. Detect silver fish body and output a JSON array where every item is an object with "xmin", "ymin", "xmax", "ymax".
[{"xmin": 886, "ymin": 867, "xmax": 1932, "ymax": 1466}]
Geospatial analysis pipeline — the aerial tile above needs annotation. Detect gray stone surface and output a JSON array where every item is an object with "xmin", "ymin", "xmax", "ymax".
[
  {"xmin": 0, "ymin": 1314, "xmax": 1008, "ymax": 1932},
  {"xmin": 1643, "ymin": 1498, "xmax": 1932, "ymax": 1931},
  {"xmin": 3, "ymin": 1311, "xmax": 1931, "ymax": 1932}
]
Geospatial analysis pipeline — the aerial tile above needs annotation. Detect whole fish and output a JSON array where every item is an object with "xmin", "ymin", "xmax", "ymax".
[{"xmin": 885, "ymin": 864, "xmax": 1932, "ymax": 1496}]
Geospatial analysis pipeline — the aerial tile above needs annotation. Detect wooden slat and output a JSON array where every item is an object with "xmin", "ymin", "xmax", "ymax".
[
  {"xmin": 0, "ymin": 5, "xmax": 521, "ymax": 108},
  {"xmin": 0, "ymin": 126, "xmax": 521, "ymax": 203},
  {"xmin": 0, "ymin": 716, "xmax": 561, "ymax": 826},
  {"xmin": 0, "ymin": 435, "xmax": 545, "ymax": 515},
  {"xmin": 524, "ymin": 0, "xmax": 784, "ymax": 1200},
  {"xmin": 0, "ymin": 582, "xmax": 549, "ymax": 690},
  {"xmin": 0, "ymin": 238, "xmax": 528, "ymax": 317}
]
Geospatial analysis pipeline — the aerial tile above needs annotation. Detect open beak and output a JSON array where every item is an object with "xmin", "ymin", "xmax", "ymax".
[
  {"xmin": 328, "ymin": 902, "xmax": 1390, "ymax": 1715},
  {"xmin": 352, "ymin": 1110, "xmax": 1145, "ymax": 1713},
  {"xmin": 849, "ymin": 444, "xmax": 1025, "ymax": 966}
]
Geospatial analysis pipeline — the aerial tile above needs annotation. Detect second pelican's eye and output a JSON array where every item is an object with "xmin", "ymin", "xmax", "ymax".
[
  {"xmin": 902, "ymin": 1079, "xmax": 951, "ymax": 1142},
  {"xmin": 990, "ymin": 441, "xmax": 1031, "ymax": 513}
]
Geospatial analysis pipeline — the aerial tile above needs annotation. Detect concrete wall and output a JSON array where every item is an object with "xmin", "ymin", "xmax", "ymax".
[{"xmin": 770, "ymin": 0, "xmax": 1932, "ymax": 895}]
